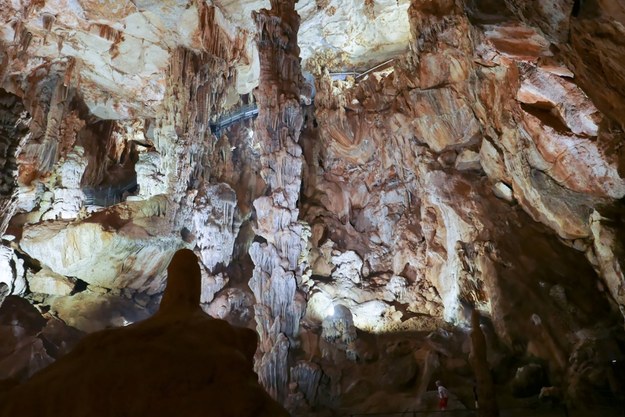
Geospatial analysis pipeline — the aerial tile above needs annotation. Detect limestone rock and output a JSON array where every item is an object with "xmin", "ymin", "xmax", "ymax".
[
  {"xmin": 26, "ymin": 268, "xmax": 76, "ymax": 296},
  {"xmin": 511, "ymin": 363, "xmax": 546, "ymax": 397},
  {"xmin": 1, "ymin": 0, "xmax": 625, "ymax": 413},
  {"xmin": 410, "ymin": 88, "xmax": 481, "ymax": 152},
  {"xmin": 298, "ymin": 0, "xmax": 411, "ymax": 69},
  {"xmin": 479, "ymin": 140, "xmax": 507, "ymax": 181},
  {"xmin": 0, "ymin": 296, "xmax": 51, "ymax": 381},
  {"xmin": 321, "ymin": 304, "xmax": 357, "ymax": 344},
  {"xmin": 39, "ymin": 317, "xmax": 85, "ymax": 359},
  {"xmin": 455, "ymin": 149, "xmax": 482, "ymax": 171},
  {"xmin": 589, "ymin": 210, "xmax": 625, "ymax": 314},
  {"xmin": 192, "ymin": 183, "xmax": 240, "ymax": 273},
  {"xmin": 200, "ymin": 271, "xmax": 229, "ymax": 305},
  {"xmin": 248, "ymin": 0, "xmax": 308, "ymax": 402},
  {"xmin": 0, "ymin": 246, "xmax": 26, "ymax": 296},
  {"xmin": 135, "ymin": 151, "xmax": 166, "ymax": 198},
  {"xmin": 331, "ymin": 251, "xmax": 363, "ymax": 284},
  {"xmin": 50, "ymin": 292, "xmax": 151, "ymax": 333},
  {"xmin": 58, "ymin": 147, "xmax": 87, "ymax": 189},
  {"xmin": 378, "ymin": 353, "xmax": 418, "ymax": 388},
  {"xmin": 19, "ymin": 199, "xmax": 178, "ymax": 293},
  {"xmin": 517, "ymin": 67, "xmax": 600, "ymax": 137},
  {"xmin": 0, "ymin": 284, "xmax": 7, "ymax": 308},
  {"xmin": 493, "ymin": 182, "xmax": 513, "ymax": 202}
]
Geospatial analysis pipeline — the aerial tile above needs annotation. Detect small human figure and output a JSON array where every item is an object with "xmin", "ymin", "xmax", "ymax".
[{"xmin": 436, "ymin": 380, "xmax": 449, "ymax": 411}]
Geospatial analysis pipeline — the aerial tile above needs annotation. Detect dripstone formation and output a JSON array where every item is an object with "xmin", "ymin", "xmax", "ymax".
[{"xmin": 0, "ymin": 0, "xmax": 624, "ymax": 415}]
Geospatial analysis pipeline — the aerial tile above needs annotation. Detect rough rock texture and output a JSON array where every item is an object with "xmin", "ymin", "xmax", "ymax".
[
  {"xmin": 248, "ymin": 0, "xmax": 307, "ymax": 402},
  {"xmin": 0, "ymin": 249, "xmax": 288, "ymax": 417},
  {"xmin": 1, "ymin": 0, "xmax": 625, "ymax": 415},
  {"xmin": 470, "ymin": 310, "xmax": 498, "ymax": 417},
  {"xmin": 0, "ymin": 295, "xmax": 83, "ymax": 382}
]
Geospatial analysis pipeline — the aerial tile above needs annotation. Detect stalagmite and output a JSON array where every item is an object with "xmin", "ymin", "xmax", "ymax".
[
  {"xmin": 470, "ymin": 309, "xmax": 498, "ymax": 417},
  {"xmin": 249, "ymin": 0, "xmax": 307, "ymax": 402}
]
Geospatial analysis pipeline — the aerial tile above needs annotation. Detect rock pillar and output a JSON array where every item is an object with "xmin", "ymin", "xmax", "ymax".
[
  {"xmin": 248, "ymin": 0, "xmax": 306, "ymax": 403},
  {"xmin": 470, "ymin": 309, "xmax": 499, "ymax": 417},
  {"xmin": 0, "ymin": 90, "xmax": 26, "ymax": 236}
]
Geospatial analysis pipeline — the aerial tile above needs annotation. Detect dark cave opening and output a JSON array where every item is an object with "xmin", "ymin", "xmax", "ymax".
[{"xmin": 572, "ymin": 0, "xmax": 582, "ymax": 17}]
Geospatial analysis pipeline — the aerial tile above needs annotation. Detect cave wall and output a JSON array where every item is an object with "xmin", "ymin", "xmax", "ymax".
[{"xmin": 0, "ymin": 0, "xmax": 624, "ymax": 414}]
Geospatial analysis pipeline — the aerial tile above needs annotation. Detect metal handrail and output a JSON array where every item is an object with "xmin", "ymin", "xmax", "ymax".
[
  {"xmin": 83, "ymin": 180, "xmax": 138, "ymax": 207},
  {"xmin": 355, "ymin": 58, "xmax": 395, "ymax": 80},
  {"xmin": 209, "ymin": 104, "xmax": 259, "ymax": 136},
  {"xmin": 208, "ymin": 58, "xmax": 398, "ymax": 137}
]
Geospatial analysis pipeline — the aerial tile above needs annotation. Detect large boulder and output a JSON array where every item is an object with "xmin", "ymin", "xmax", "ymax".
[
  {"xmin": 0, "ymin": 296, "xmax": 51, "ymax": 381},
  {"xmin": 511, "ymin": 363, "xmax": 546, "ymax": 397}
]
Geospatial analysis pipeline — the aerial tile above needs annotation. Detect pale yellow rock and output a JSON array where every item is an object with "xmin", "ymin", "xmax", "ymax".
[
  {"xmin": 455, "ymin": 149, "xmax": 482, "ymax": 171},
  {"xmin": 493, "ymin": 182, "xmax": 514, "ymax": 202},
  {"xmin": 589, "ymin": 211, "xmax": 625, "ymax": 317},
  {"xmin": 27, "ymin": 269, "xmax": 75, "ymax": 296}
]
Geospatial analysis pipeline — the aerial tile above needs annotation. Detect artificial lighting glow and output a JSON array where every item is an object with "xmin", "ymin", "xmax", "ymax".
[
  {"xmin": 306, "ymin": 292, "xmax": 335, "ymax": 322},
  {"xmin": 247, "ymin": 128, "xmax": 261, "ymax": 152},
  {"xmin": 326, "ymin": 304, "xmax": 335, "ymax": 318}
]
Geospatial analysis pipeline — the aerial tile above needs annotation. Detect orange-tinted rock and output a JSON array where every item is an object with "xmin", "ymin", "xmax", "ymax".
[
  {"xmin": 483, "ymin": 22, "xmax": 551, "ymax": 61},
  {"xmin": 521, "ymin": 110, "xmax": 625, "ymax": 198}
]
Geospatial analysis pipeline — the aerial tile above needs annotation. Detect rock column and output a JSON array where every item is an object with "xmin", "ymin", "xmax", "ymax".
[
  {"xmin": 0, "ymin": 90, "xmax": 26, "ymax": 236},
  {"xmin": 470, "ymin": 309, "xmax": 499, "ymax": 417},
  {"xmin": 248, "ymin": 0, "xmax": 306, "ymax": 402}
]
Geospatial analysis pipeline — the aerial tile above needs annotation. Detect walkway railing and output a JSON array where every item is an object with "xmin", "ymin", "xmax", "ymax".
[
  {"xmin": 83, "ymin": 180, "xmax": 138, "ymax": 207},
  {"xmin": 209, "ymin": 104, "xmax": 259, "ymax": 137},
  {"xmin": 208, "ymin": 58, "xmax": 398, "ymax": 137}
]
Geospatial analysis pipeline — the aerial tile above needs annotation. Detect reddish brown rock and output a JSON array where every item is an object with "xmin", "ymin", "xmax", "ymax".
[{"xmin": 0, "ymin": 250, "xmax": 288, "ymax": 417}]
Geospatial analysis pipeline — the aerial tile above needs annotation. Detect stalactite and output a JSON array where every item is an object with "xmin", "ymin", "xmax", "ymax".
[
  {"xmin": 0, "ymin": 90, "xmax": 29, "ymax": 236},
  {"xmin": 94, "ymin": 24, "xmax": 123, "ymax": 44},
  {"xmin": 19, "ymin": 30, "xmax": 32, "ymax": 53},
  {"xmin": 249, "ymin": 0, "xmax": 308, "ymax": 403}
]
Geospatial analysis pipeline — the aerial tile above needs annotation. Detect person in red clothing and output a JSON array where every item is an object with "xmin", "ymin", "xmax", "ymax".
[{"xmin": 436, "ymin": 380, "xmax": 449, "ymax": 410}]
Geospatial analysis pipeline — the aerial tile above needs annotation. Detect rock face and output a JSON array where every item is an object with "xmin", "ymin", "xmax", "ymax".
[
  {"xmin": 0, "ymin": 249, "xmax": 288, "ymax": 417},
  {"xmin": 0, "ymin": 295, "xmax": 83, "ymax": 382},
  {"xmin": 0, "ymin": 0, "xmax": 625, "ymax": 415}
]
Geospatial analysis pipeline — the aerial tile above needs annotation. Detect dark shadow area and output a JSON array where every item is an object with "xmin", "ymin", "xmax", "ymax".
[
  {"xmin": 78, "ymin": 119, "xmax": 139, "ymax": 206},
  {"xmin": 0, "ymin": 249, "xmax": 288, "ymax": 417}
]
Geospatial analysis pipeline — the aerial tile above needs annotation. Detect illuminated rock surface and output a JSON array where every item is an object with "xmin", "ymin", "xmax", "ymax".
[{"xmin": 0, "ymin": 0, "xmax": 624, "ymax": 415}]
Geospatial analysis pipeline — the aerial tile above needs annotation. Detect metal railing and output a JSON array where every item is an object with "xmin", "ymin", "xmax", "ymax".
[
  {"xmin": 208, "ymin": 58, "xmax": 398, "ymax": 137},
  {"xmin": 83, "ymin": 180, "xmax": 138, "ymax": 207},
  {"xmin": 209, "ymin": 104, "xmax": 259, "ymax": 136}
]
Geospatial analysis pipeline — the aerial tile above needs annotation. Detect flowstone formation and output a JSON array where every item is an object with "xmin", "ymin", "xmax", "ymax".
[{"xmin": 0, "ymin": 0, "xmax": 625, "ymax": 415}]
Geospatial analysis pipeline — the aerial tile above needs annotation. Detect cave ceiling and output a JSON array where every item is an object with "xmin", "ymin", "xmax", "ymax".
[{"xmin": 0, "ymin": 0, "xmax": 413, "ymax": 118}]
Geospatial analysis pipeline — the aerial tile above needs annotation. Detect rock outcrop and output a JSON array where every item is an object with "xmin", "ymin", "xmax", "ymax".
[{"xmin": 0, "ymin": 249, "xmax": 288, "ymax": 417}]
